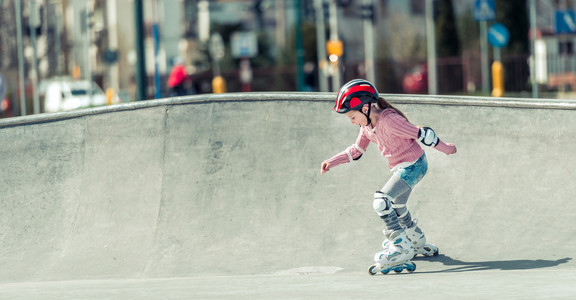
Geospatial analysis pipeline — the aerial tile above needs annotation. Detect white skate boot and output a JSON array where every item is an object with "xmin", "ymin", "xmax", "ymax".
[
  {"xmin": 405, "ymin": 219, "xmax": 439, "ymax": 258},
  {"xmin": 368, "ymin": 230, "xmax": 416, "ymax": 275}
]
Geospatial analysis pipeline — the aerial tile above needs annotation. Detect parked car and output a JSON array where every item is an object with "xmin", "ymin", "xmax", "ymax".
[{"xmin": 43, "ymin": 79, "xmax": 107, "ymax": 113}]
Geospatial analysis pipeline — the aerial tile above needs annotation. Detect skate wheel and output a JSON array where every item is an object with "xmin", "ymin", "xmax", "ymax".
[
  {"xmin": 407, "ymin": 262, "xmax": 417, "ymax": 273},
  {"xmin": 368, "ymin": 265, "xmax": 378, "ymax": 276},
  {"xmin": 392, "ymin": 265, "xmax": 404, "ymax": 273},
  {"xmin": 381, "ymin": 269, "xmax": 390, "ymax": 275}
]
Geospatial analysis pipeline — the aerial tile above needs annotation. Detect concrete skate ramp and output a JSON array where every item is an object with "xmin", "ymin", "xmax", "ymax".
[{"xmin": 1, "ymin": 93, "xmax": 575, "ymax": 286}]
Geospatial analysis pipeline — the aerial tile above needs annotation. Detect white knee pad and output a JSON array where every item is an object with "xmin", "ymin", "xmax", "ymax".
[{"xmin": 373, "ymin": 191, "xmax": 393, "ymax": 217}]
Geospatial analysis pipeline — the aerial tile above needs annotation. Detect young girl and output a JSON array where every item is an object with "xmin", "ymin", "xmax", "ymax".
[{"xmin": 321, "ymin": 79, "xmax": 457, "ymax": 274}]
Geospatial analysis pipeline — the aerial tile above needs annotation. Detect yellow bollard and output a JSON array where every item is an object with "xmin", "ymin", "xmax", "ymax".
[
  {"xmin": 212, "ymin": 76, "xmax": 227, "ymax": 94},
  {"xmin": 492, "ymin": 61, "xmax": 504, "ymax": 97},
  {"xmin": 72, "ymin": 65, "xmax": 81, "ymax": 80},
  {"xmin": 105, "ymin": 88, "xmax": 115, "ymax": 105}
]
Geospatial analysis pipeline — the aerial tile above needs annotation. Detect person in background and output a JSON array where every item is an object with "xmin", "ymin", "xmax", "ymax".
[{"xmin": 168, "ymin": 57, "xmax": 188, "ymax": 96}]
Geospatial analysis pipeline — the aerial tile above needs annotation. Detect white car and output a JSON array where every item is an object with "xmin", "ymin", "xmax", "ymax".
[{"xmin": 43, "ymin": 80, "xmax": 107, "ymax": 113}]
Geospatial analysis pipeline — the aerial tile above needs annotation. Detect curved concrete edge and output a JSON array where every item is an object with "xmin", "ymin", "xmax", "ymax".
[
  {"xmin": 1, "ymin": 92, "xmax": 576, "ymax": 129},
  {"xmin": 0, "ymin": 93, "xmax": 327, "ymax": 129},
  {"xmin": 390, "ymin": 93, "xmax": 576, "ymax": 109}
]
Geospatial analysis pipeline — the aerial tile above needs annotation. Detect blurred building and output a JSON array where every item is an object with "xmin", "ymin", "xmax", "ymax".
[
  {"xmin": 1, "ymin": 0, "xmax": 428, "ymax": 109},
  {"xmin": 4, "ymin": 0, "xmax": 576, "ymax": 117}
]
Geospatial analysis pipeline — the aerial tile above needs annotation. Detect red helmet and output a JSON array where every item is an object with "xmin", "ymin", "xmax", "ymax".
[{"xmin": 334, "ymin": 79, "xmax": 379, "ymax": 114}]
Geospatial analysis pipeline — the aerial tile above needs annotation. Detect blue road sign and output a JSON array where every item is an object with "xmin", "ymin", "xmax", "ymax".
[
  {"xmin": 488, "ymin": 23, "xmax": 510, "ymax": 48},
  {"xmin": 474, "ymin": 0, "xmax": 496, "ymax": 21},
  {"xmin": 555, "ymin": 10, "xmax": 576, "ymax": 34}
]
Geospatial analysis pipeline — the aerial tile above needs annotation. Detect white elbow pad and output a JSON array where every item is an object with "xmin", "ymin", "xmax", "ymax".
[{"xmin": 418, "ymin": 127, "xmax": 439, "ymax": 147}]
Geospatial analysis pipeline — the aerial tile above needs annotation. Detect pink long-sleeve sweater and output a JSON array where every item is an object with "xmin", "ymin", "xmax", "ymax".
[{"xmin": 326, "ymin": 108, "xmax": 456, "ymax": 170}]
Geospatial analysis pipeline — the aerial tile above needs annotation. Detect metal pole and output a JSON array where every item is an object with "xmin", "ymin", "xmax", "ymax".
[
  {"xmin": 276, "ymin": 0, "xmax": 286, "ymax": 48},
  {"xmin": 198, "ymin": 0, "xmax": 210, "ymax": 44},
  {"xmin": 425, "ymin": 0, "xmax": 437, "ymax": 94},
  {"xmin": 30, "ymin": 0, "xmax": 40, "ymax": 114},
  {"xmin": 134, "ymin": 0, "xmax": 147, "ymax": 100},
  {"xmin": 55, "ymin": 1, "xmax": 63, "ymax": 77},
  {"xmin": 152, "ymin": 0, "xmax": 162, "ymax": 99},
  {"xmin": 328, "ymin": 0, "xmax": 340, "ymax": 91},
  {"xmin": 480, "ymin": 20, "xmax": 490, "ymax": 95},
  {"xmin": 106, "ymin": 0, "xmax": 119, "ymax": 94},
  {"xmin": 294, "ymin": 0, "xmax": 305, "ymax": 91},
  {"xmin": 85, "ymin": 1, "xmax": 93, "ymax": 104},
  {"xmin": 362, "ymin": 0, "xmax": 375, "ymax": 83},
  {"xmin": 314, "ymin": 0, "xmax": 328, "ymax": 92},
  {"xmin": 529, "ymin": 0, "xmax": 539, "ymax": 98},
  {"xmin": 493, "ymin": 47, "xmax": 501, "ymax": 63},
  {"xmin": 152, "ymin": 23, "xmax": 161, "ymax": 98},
  {"xmin": 15, "ymin": 0, "xmax": 26, "ymax": 115}
]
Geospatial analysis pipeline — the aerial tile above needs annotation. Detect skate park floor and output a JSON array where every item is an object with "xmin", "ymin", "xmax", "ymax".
[
  {"xmin": 1, "ymin": 93, "xmax": 575, "ymax": 299},
  {"xmin": 1, "ymin": 259, "xmax": 575, "ymax": 299}
]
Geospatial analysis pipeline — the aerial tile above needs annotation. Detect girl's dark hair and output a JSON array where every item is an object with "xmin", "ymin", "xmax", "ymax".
[{"xmin": 376, "ymin": 97, "xmax": 409, "ymax": 121}]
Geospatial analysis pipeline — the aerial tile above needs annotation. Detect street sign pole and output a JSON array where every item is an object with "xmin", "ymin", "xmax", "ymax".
[
  {"xmin": 474, "ymin": 0, "xmax": 496, "ymax": 95},
  {"xmin": 488, "ymin": 23, "xmax": 509, "ymax": 97}
]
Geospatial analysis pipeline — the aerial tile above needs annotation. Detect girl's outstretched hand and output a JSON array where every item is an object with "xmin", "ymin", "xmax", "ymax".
[
  {"xmin": 321, "ymin": 161, "xmax": 331, "ymax": 175},
  {"xmin": 446, "ymin": 143, "xmax": 457, "ymax": 155}
]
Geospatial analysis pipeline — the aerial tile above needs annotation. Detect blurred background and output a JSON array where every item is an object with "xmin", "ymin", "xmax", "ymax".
[{"xmin": 0, "ymin": 0, "xmax": 574, "ymax": 118}]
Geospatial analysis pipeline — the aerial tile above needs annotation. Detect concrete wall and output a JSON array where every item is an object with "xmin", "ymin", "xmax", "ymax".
[{"xmin": 1, "ymin": 93, "xmax": 575, "ymax": 282}]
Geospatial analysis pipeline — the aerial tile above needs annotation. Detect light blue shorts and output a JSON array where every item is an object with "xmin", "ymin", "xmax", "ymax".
[{"xmin": 394, "ymin": 153, "xmax": 428, "ymax": 187}]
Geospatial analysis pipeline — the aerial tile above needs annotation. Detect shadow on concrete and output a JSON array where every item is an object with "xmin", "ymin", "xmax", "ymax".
[{"xmin": 415, "ymin": 255, "xmax": 572, "ymax": 273}]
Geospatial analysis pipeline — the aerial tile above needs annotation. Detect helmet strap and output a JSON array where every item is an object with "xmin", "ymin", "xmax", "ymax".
[{"xmin": 362, "ymin": 104, "xmax": 372, "ymax": 126}]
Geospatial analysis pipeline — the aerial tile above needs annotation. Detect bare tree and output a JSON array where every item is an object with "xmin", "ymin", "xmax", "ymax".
[{"xmin": 0, "ymin": 0, "xmax": 18, "ymax": 70}]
